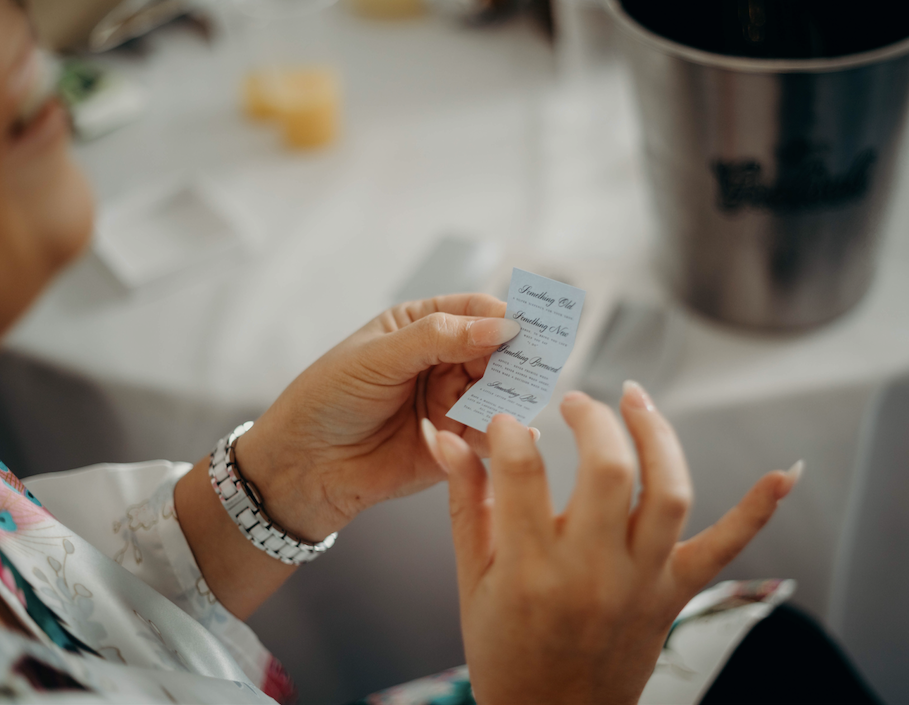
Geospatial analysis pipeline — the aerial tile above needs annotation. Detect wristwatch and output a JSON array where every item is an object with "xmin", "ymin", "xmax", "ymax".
[{"xmin": 208, "ymin": 422, "xmax": 336, "ymax": 565}]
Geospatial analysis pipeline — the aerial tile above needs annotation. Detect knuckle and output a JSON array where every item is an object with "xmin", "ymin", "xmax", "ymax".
[
  {"xmin": 422, "ymin": 311, "xmax": 455, "ymax": 340},
  {"xmin": 376, "ymin": 307, "xmax": 405, "ymax": 333},
  {"xmin": 448, "ymin": 497, "xmax": 471, "ymax": 525},
  {"xmin": 588, "ymin": 456, "xmax": 635, "ymax": 489},
  {"xmin": 398, "ymin": 300, "xmax": 424, "ymax": 322},
  {"xmin": 424, "ymin": 310, "xmax": 448, "ymax": 331},
  {"xmin": 658, "ymin": 487, "xmax": 693, "ymax": 520},
  {"xmin": 497, "ymin": 447, "xmax": 542, "ymax": 476}
]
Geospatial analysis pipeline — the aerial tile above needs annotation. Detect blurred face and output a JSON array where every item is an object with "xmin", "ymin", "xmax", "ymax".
[{"xmin": 0, "ymin": 0, "xmax": 93, "ymax": 334}]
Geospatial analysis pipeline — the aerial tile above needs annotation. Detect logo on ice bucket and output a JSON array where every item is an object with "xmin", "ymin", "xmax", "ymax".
[{"xmin": 711, "ymin": 140, "xmax": 877, "ymax": 213}]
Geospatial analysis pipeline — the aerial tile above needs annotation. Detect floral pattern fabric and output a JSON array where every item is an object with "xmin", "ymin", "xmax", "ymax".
[{"xmin": 0, "ymin": 458, "xmax": 293, "ymax": 703}]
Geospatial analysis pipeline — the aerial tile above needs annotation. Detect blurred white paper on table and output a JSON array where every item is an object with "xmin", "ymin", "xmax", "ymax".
[{"xmin": 94, "ymin": 179, "xmax": 257, "ymax": 289}]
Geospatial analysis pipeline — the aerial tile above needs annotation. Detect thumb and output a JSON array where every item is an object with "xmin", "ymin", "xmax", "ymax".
[
  {"xmin": 382, "ymin": 314, "xmax": 520, "ymax": 379},
  {"xmin": 435, "ymin": 428, "xmax": 494, "ymax": 597}
]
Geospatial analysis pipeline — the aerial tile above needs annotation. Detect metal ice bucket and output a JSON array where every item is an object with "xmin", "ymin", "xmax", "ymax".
[{"xmin": 604, "ymin": 0, "xmax": 909, "ymax": 329}]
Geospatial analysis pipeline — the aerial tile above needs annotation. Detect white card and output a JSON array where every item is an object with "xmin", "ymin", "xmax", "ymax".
[{"xmin": 447, "ymin": 268, "xmax": 586, "ymax": 432}]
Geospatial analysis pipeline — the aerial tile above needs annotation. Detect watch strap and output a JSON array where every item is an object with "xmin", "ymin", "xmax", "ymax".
[{"xmin": 208, "ymin": 422, "xmax": 336, "ymax": 565}]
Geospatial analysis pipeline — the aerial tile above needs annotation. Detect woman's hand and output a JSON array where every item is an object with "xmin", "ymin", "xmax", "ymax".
[
  {"xmin": 427, "ymin": 383, "xmax": 801, "ymax": 705},
  {"xmin": 177, "ymin": 293, "xmax": 524, "ymax": 619},
  {"xmin": 234, "ymin": 293, "xmax": 520, "ymax": 543}
]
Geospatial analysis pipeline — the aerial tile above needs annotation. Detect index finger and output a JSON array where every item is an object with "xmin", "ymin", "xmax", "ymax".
[
  {"xmin": 395, "ymin": 294, "xmax": 507, "ymax": 326},
  {"xmin": 488, "ymin": 414, "xmax": 554, "ymax": 557}
]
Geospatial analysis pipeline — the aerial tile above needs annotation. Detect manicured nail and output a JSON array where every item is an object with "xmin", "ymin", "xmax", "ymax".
[
  {"xmin": 437, "ymin": 430, "xmax": 469, "ymax": 471},
  {"xmin": 786, "ymin": 460, "xmax": 804, "ymax": 485},
  {"xmin": 530, "ymin": 427, "xmax": 541, "ymax": 442},
  {"xmin": 421, "ymin": 418, "xmax": 446, "ymax": 472},
  {"xmin": 468, "ymin": 318, "xmax": 521, "ymax": 347},
  {"xmin": 623, "ymin": 380, "xmax": 655, "ymax": 411}
]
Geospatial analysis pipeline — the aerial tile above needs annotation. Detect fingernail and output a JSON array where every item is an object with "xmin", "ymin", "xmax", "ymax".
[
  {"xmin": 786, "ymin": 460, "xmax": 804, "ymax": 485},
  {"xmin": 421, "ymin": 418, "xmax": 447, "ymax": 472},
  {"xmin": 529, "ymin": 427, "xmax": 541, "ymax": 442},
  {"xmin": 437, "ymin": 430, "xmax": 469, "ymax": 471},
  {"xmin": 623, "ymin": 380, "xmax": 655, "ymax": 411},
  {"xmin": 468, "ymin": 318, "xmax": 522, "ymax": 347}
]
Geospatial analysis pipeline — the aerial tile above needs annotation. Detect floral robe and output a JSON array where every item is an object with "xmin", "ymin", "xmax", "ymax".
[{"xmin": 0, "ymin": 458, "xmax": 294, "ymax": 703}]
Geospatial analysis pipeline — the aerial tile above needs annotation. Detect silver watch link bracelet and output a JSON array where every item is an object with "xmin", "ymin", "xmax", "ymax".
[{"xmin": 208, "ymin": 421, "xmax": 337, "ymax": 565}]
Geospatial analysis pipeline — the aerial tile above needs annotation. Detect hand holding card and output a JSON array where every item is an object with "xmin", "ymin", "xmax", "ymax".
[{"xmin": 447, "ymin": 269, "xmax": 586, "ymax": 432}]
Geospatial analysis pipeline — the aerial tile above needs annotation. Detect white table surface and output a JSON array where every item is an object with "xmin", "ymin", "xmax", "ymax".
[
  {"xmin": 11, "ymin": 6, "xmax": 909, "ymax": 412},
  {"xmin": 7, "ymin": 4, "xmax": 909, "ymax": 700}
]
